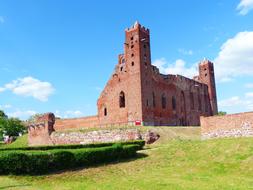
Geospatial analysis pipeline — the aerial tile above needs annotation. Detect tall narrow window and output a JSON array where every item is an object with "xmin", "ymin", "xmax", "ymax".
[
  {"xmin": 162, "ymin": 94, "xmax": 166, "ymax": 109},
  {"xmin": 119, "ymin": 91, "xmax": 125, "ymax": 108},
  {"xmin": 190, "ymin": 92, "xmax": 194, "ymax": 110},
  {"xmin": 172, "ymin": 96, "xmax": 176, "ymax": 110},
  {"xmin": 104, "ymin": 108, "xmax": 107, "ymax": 116},
  {"xmin": 152, "ymin": 92, "xmax": 156, "ymax": 108}
]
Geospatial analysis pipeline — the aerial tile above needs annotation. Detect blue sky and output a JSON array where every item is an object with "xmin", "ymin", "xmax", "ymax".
[{"xmin": 0, "ymin": 0, "xmax": 253, "ymax": 119}]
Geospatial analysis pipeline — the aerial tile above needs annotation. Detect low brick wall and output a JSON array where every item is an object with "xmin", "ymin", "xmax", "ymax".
[
  {"xmin": 27, "ymin": 113, "xmax": 160, "ymax": 146},
  {"xmin": 54, "ymin": 115, "xmax": 99, "ymax": 131},
  {"xmin": 201, "ymin": 112, "xmax": 253, "ymax": 139},
  {"xmin": 51, "ymin": 129, "xmax": 142, "ymax": 145}
]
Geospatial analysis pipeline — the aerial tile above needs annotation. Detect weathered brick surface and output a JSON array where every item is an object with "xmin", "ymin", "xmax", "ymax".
[
  {"xmin": 28, "ymin": 113, "xmax": 55, "ymax": 146},
  {"xmin": 28, "ymin": 113, "xmax": 161, "ymax": 146},
  {"xmin": 201, "ymin": 112, "xmax": 253, "ymax": 139},
  {"xmin": 51, "ymin": 129, "xmax": 142, "ymax": 145},
  {"xmin": 97, "ymin": 22, "xmax": 217, "ymax": 127},
  {"xmin": 54, "ymin": 116, "xmax": 99, "ymax": 131}
]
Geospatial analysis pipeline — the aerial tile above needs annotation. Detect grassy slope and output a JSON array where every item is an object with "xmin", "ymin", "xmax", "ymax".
[
  {"xmin": 1, "ymin": 134, "xmax": 28, "ymax": 149},
  {"xmin": 0, "ymin": 127, "xmax": 252, "ymax": 190}
]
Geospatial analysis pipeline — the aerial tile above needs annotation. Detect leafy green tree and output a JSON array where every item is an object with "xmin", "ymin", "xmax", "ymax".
[
  {"xmin": 0, "ymin": 114, "xmax": 26, "ymax": 137},
  {"xmin": 218, "ymin": 111, "xmax": 227, "ymax": 116},
  {"xmin": 0, "ymin": 110, "xmax": 7, "ymax": 119}
]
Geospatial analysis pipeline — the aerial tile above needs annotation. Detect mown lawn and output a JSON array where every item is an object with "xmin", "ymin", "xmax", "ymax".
[{"xmin": 0, "ymin": 127, "xmax": 252, "ymax": 190}]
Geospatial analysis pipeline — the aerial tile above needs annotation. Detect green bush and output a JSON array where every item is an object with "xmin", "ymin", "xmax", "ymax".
[
  {"xmin": 0, "ymin": 144, "xmax": 142, "ymax": 175},
  {"xmin": 0, "ymin": 140, "xmax": 145, "ymax": 151}
]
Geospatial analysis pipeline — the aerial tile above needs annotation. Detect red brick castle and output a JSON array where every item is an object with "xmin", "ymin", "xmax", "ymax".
[{"xmin": 96, "ymin": 22, "xmax": 218, "ymax": 126}]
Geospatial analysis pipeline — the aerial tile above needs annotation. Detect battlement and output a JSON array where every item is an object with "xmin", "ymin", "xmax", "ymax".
[{"xmin": 125, "ymin": 21, "xmax": 150, "ymax": 34}]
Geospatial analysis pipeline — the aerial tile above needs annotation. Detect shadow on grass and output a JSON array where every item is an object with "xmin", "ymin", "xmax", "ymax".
[
  {"xmin": 40, "ymin": 152, "xmax": 148, "ymax": 176},
  {"xmin": 0, "ymin": 153, "xmax": 148, "ymax": 177},
  {"xmin": 0, "ymin": 184, "xmax": 31, "ymax": 189}
]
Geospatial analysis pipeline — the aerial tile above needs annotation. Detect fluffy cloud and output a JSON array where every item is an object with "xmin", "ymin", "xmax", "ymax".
[
  {"xmin": 55, "ymin": 110, "xmax": 83, "ymax": 118},
  {"xmin": 0, "ymin": 76, "xmax": 55, "ymax": 101},
  {"xmin": 0, "ymin": 16, "xmax": 4, "ymax": 23},
  {"xmin": 245, "ymin": 92, "xmax": 253, "ymax": 98},
  {"xmin": 218, "ymin": 93, "xmax": 253, "ymax": 111},
  {"xmin": 0, "ymin": 104, "xmax": 12, "ymax": 109},
  {"xmin": 152, "ymin": 58, "xmax": 198, "ymax": 78},
  {"xmin": 153, "ymin": 31, "xmax": 253, "ymax": 83},
  {"xmin": 178, "ymin": 48, "xmax": 193, "ymax": 55},
  {"xmin": 7, "ymin": 110, "xmax": 37, "ymax": 119},
  {"xmin": 214, "ymin": 31, "xmax": 253, "ymax": 82},
  {"xmin": 245, "ymin": 83, "xmax": 253, "ymax": 88},
  {"xmin": 237, "ymin": 0, "xmax": 253, "ymax": 15}
]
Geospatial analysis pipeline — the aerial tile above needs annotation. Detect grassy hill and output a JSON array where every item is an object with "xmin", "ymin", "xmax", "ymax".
[{"xmin": 0, "ymin": 127, "xmax": 252, "ymax": 190}]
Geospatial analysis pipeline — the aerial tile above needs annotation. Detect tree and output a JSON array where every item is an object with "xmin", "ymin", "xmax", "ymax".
[
  {"xmin": 0, "ymin": 118, "xmax": 26, "ymax": 137},
  {"xmin": 0, "ymin": 110, "xmax": 7, "ymax": 119},
  {"xmin": 218, "ymin": 111, "xmax": 227, "ymax": 116}
]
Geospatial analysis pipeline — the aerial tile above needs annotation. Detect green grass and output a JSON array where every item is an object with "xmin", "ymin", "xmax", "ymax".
[
  {"xmin": 0, "ymin": 127, "xmax": 252, "ymax": 190},
  {"xmin": 2, "ymin": 134, "xmax": 28, "ymax": 149}
]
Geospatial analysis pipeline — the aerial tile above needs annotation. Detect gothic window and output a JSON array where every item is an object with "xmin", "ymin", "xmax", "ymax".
[
  {"xmin": 161, "ymin": 94, "xmax": 166, "ymax": 109},
  {"xmin": 104, "ymin": 108, "xmax": 107, "ymax": 116},
  {"xmin": 121, "ymin": 58, "xmax": 125, "ymax": 64},
  {"xmin": 152, "ymin": 92, "xmax": 156, "ymax": 108},
  {"xmin": 131, "ymin": 45, "xmax": 134, "ymax": 49},
  {"xmin": 172, "ymin": 96, "xmax": 176, "ymax": 110},
  {"xmin": 131, "ymin": 53, "xmax": 134, "ymax": 57},
  {"xmin": 144, "ymin": 44, "xmax": 146, "ymax": 49},
  {"xmin": 131, "ymin": 62, "xmax": 134, "ymax": 66},
  {"xmin": 190, "ymin": 92, "xmax": 194, "ymax": 110},
  {"xmin": 119, "ymin": 91, "xmax": 126, "ymax": 108},
  {"xmin": 131, "ymin": 37, "xmax": 134, "ymax": 41}
]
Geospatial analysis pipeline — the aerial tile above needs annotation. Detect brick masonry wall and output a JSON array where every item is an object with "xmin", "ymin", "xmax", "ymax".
[
  {"xmin": 54, "ymin": 115, "xmax": 99, "ymax": 131},
  {"xmin": 51, "ymin": 129, "xmax": 142, "ymax": 145},
  {"xmin": 201, "ymin": 112, "xmax": 253, "ymax": 139}
]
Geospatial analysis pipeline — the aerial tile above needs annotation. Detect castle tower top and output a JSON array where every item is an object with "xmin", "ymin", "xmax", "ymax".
[{"xmin": 125, "ymin": 21, "xmax": 150, "ymax": 34}]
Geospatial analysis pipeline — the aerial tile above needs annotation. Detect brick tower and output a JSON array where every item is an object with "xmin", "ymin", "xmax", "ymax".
[
  {"xmin": 198, "ymin": 59, "xmax": 218, "ymax": 115},
  {"xmin": 124, "ymin": 21, "xmax": 151, "ymax": 124}
]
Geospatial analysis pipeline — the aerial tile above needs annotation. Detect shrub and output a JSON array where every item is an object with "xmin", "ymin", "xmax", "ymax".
[
  {"xmin": 0, "ymin": 140, "xmax": 145, "ymax": 151},
  {"xmin": 0, "ymin": 144, "xmax": 143, "ymax": 175}
]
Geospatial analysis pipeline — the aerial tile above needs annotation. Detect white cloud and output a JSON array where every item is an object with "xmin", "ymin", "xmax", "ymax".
[
  {"xmin": 214, "ymin": 31, "xmax": 253, "ymax": 82},
  {"xmin": 0, "ymin": 16, "xmax": 4, "ymax": 23},
  {"xmin": 245, "ymin": 83, "xmax": 253, "ymax": 88},
  {"xmin": 237, "ymin": 0, "xmax": 253, "ymax": 15},
  {"xmin": 152, "ymin": 58, "xmax": 198, "ymax": 78},
  {"xmin": 0, "ymin": 104, "xmax": 12, "ymax": 109},
  {"xmin": 0, "ymin": 76, "xmax": 55, "ymax": 101},
  {"xmin": 0, "ymin": 87, "xmax": 5, "ymax": 92},
  {"xmin": 218, "ymin": 94, "xmax": 253, "ymax": 111},
  {"xmin": 178, "ymin": 48, "xmax": 193, "ymax": 55},
  {"xmin": 245, "ymin": 92, "xmax": 253, "ymax": 98},
  {"xmin": 55, "ymin": 110, "xmax": 83, "ymax": 118},
  {"xmin": 218, "ymin": 96, "xmax": 243, "ymax": 107},
  {"xmin": 7, "ymin": 110, "xmax": 37, "ymax": 119}
]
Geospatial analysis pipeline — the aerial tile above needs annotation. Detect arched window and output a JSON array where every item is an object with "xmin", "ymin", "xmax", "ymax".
[
  {"xmin": 190, "ymin": 92, "xmax": 194, "ymax": 110},
  {"xmin": 104, "ymin": 108, "xmax": 107, "ymax": 116},
  {"xmin": 161, "ymin": 94, "xmax": 166, "ymax": 109},
  {"xmin": 152, "ymin": 92, "xmax": 156, "ymax": 108},
  {"xmin": 172, "ymin": 96, "xmax": 176, "ymax": 110},
  {"xmin": 119, "ymin": 91, "xmax": 125, "ymax": 108}
]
